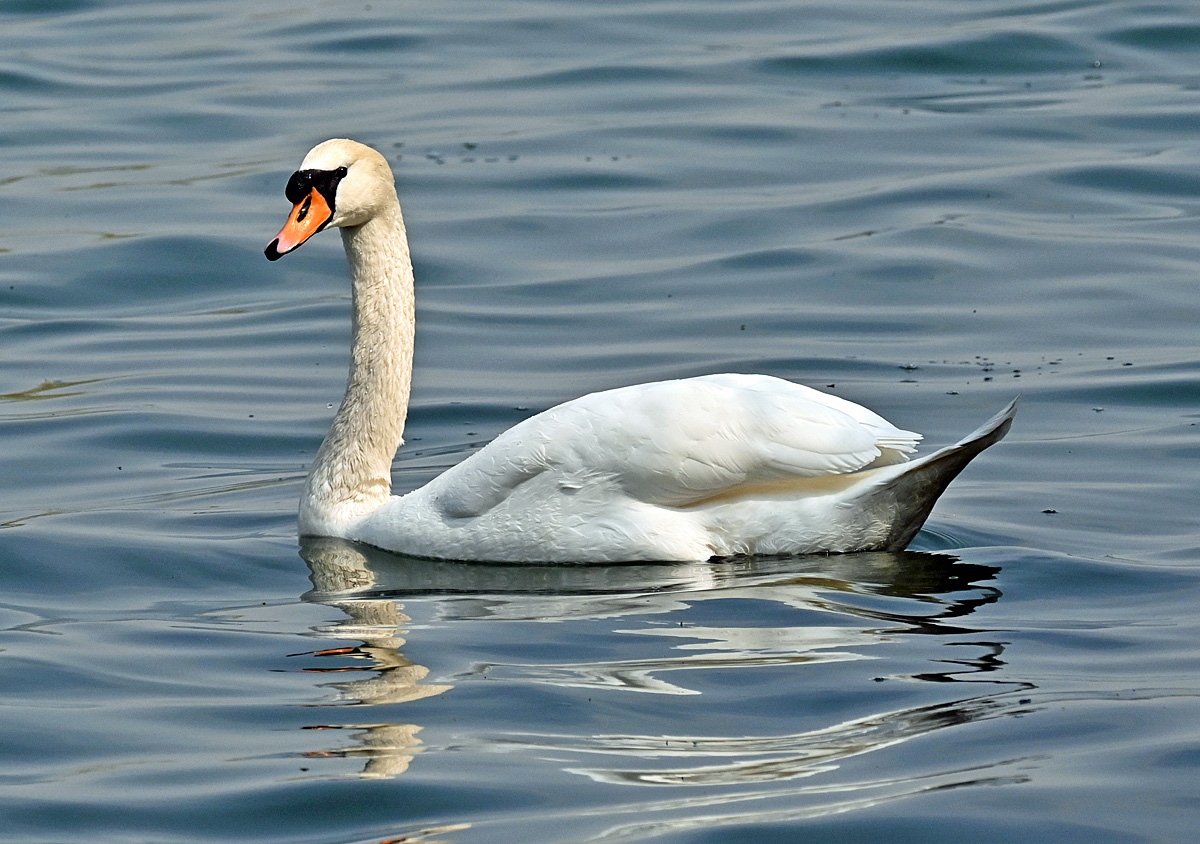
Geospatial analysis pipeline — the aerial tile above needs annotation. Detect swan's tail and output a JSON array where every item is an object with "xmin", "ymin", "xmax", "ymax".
[{"xmin": 858, "ymin": 398, "xmax": 1019, "ymax": 551}]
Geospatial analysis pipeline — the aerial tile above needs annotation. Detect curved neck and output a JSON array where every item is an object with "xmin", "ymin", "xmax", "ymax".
[{"xmin": 301, "ymin": 201, "xmax": 415, "ymax": 531}]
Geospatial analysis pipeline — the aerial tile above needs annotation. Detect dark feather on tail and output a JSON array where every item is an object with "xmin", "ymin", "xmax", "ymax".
[{"xmin": 863, "ymin": 398, "xmax": 1018, "ymax": 552}]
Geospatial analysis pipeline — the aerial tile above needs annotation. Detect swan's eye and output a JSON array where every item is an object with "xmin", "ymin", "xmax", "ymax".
[{"xmin": 296, "ymin": 194, "xmax": 312, "ymax": 222}]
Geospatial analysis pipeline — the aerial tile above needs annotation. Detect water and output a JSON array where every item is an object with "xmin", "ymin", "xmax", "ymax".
[{"xmin": 2, "ymin": 1, "xmax": 1199, "ymax": 841}]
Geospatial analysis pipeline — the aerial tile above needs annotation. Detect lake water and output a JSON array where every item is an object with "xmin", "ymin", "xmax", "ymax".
[{"xmin": 3, "ymin": 1, "xmax": 1199, "ymax": 842}]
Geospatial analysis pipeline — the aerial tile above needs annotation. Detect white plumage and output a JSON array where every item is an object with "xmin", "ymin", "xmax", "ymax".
[{"xmin": 266, "ymin": 139, "xmax": 1015, "ymax": 563}]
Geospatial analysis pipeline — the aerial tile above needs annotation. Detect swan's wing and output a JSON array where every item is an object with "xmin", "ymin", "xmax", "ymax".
[{"xmin": 422, "ymin": 374, "xmax": 921, "ymax": 517}]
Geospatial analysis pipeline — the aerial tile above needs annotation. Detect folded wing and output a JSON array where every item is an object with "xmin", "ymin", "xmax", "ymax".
[{"xmin": 423, "ymin": 374, "xmax": 921, "ymax": 518}]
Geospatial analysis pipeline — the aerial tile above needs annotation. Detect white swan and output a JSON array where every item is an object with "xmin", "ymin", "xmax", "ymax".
[{"xmin": 266, "ymin": 139, "xmax": 1015, "ymax": 563}]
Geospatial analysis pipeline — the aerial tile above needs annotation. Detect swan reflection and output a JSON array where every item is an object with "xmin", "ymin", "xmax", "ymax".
[
  {"xmin": 509, "ymin": 688, "xmax": 1034, "ymax": 788},
  {"xmin": 296, "ymin": 536, "xmax": 1025, "ymax": 800}
]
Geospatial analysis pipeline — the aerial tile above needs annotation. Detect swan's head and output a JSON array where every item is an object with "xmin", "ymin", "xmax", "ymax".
[{"xmin": 265, "ymin": 139, "xmax": 397, "ymax": 261}]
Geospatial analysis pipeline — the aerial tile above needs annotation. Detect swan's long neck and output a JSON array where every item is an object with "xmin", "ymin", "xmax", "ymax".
[{"xmin": 300, "ymin": 200, "xmax": 414, "ymax": 533}]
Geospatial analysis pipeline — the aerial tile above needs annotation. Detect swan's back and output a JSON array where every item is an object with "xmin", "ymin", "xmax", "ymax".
[{"xmin": 425, "ymin": 374, "xmax": 918, "ymax": 512}]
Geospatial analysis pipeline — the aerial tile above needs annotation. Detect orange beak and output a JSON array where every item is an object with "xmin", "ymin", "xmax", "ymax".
[{"xmin": 264, "ymin": 188, "xmax": 334, "ymax": 261}]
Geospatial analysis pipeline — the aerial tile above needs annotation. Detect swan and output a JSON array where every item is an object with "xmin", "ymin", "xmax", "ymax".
[{"xmin": 265, "ymin": 138, "xmax": 1016, "ymax": 563}]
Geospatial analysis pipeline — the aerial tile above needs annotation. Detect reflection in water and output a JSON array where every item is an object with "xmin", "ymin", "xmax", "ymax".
[
  {"xmin": 513, "ymin": 690, "xmax": 1036, "ymax": 788},
  {"xmin": 565, "ymin": 755, "xmax": 1036, "ymax": 844},
  {"xmin": 296, "ymin": 539, "xmax": 452, "ymax": 778},
  {"xmin": 302, "ymin": 723, "xmax": 427, "ymax": 779},
  {"xmin": 296, "ymin": 537, "xmax": 1032, "ymax": 835}
]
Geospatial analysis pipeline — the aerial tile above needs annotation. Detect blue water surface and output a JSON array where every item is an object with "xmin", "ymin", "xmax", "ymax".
[{"xmin": 2, "ymin": 1, "xmax": 1199, "ymax": 842}]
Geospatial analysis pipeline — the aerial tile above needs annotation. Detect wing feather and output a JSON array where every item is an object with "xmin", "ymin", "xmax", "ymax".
[{"xmin": 423, "ymin": 374, "xmax": 921, "ymax": 516}]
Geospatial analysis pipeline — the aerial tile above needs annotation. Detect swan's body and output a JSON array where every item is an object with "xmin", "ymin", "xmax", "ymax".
[{"xmin": 267, "ymin": 139, "xmax": 1015, "ymax": 563}]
